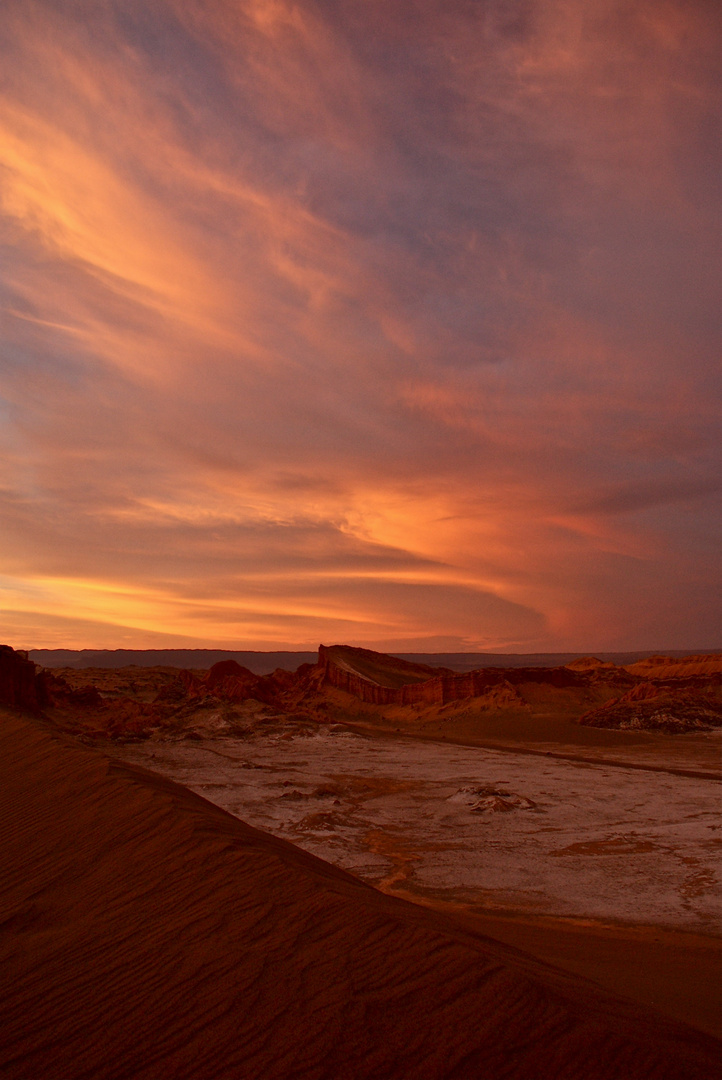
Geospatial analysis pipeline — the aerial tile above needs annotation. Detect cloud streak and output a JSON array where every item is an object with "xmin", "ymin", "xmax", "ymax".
[{"xmin": 0, "ymin": 0, "xmax": 720, "ymax": 650}]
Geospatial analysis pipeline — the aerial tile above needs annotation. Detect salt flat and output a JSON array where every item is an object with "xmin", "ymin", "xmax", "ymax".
[{"xmin": 110, "ymin": 727, "xmax": 721, "ymax": 933}]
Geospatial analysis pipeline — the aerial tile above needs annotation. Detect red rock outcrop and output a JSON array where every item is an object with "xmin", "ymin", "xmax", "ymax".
[
  {"xmin": 565, "ymin": 656, "xmax": 619, "ymax": 674},
  {"xmin": 0, "ymin": 644, "xmax": 47, "ymax": 710},
  {"xmin": 618, "ymin": 681, "xmax": 664, "ymax": 702},
  {"xmin": 624, "ymin": 654, "xmax": 722, "ymax": 680},
  {"xmin": 42, "ymin": 671, "xmax": 105, "ymax": 709},
  {"xmin": 152, "ymin": 660, "xmax": 323, "ymax": 717},
  {"xmin": 205, "ymin": 660, "xmax": 266, "ymax": 702},
  {"xmin": 579, "ymin": 682, "xmax": 722, "ymax": 733},
  {"xmin": 36, "ymin": 668, "xmax": 173, "ymax": 740},
  {"xmin": 318, "ymin": 644, "xmax": 601, "ymax": 707}
]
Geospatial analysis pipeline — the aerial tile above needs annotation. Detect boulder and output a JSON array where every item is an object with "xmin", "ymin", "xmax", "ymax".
[{"xmin": 0, "ymin": 645, "xmax": 46, "ymax": 710}]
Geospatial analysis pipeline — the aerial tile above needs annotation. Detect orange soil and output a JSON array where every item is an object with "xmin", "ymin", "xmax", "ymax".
[
  {"xmin": 1, "ymin": 708, "xmax": 720, "ymax": 1079},
  {"xmin": 387, "ymin": 897, "xmax": 722, "ymax": 1041},
  {"xmin": 624, "ymin": 654, "xmax": 722, "ymax": 679}
]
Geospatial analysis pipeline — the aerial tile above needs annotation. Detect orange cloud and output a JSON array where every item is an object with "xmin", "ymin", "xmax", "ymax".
[{"xmin": 0, "ymin": 0, "xmax": 719, "ymax": 651}]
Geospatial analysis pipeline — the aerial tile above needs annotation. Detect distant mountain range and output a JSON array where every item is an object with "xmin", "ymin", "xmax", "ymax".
[{"xmin": 28, "ymin": 646, "xmax": 721, "ymax": 674}]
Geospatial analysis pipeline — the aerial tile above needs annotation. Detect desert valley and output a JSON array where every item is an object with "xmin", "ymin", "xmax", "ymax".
[
  {"xmin": 1, "ymin": 641, "xmax": 720, "ymax": 1078},
  {"xmin": 3, "ymin": 1, "xmax": 720, "ymax": 1076}
]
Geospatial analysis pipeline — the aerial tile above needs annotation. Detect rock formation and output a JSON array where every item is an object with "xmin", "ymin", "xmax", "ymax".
[
  {"xmin": 0, "ymin": 644, "xmax": 47, "ymax": 710},
  {"xmin": 624, "ymin": 654, "xmax": 722, "ymax": 680},
  {"xmin": 320, "ymin": 645, "xmax": 722, "ymax": 733},
  {"xmin": 318, "ymin": 643, "xmax": 632, "ymax": 707},
  {"xmin": 319, "ymin": 644, "xmax": 527, "ymax": 706},
  {"xmin": 17, "ymin": 642, "xmax": 722, "ymax": 741},
  {"xmin": 579, "ymin": 682, "xmax": 722, "ymax": 733}
]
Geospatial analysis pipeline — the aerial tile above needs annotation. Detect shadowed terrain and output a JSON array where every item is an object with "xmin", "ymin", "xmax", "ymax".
[
  {"xmin": 27, "ymin": 644, "xmax": 722, "ymax": 751},
  {"xmin": 0, "ymin": 707, "xmax": 720, "ymax": 1080}
]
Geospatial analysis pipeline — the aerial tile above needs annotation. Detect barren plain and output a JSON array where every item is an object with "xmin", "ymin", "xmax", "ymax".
[
  {"xmin": 1, "ymin": 642, "xmax": 720, "ymax": 1077},
  {"xmin": 108, "ymin": 721, "xmax": 722, "ymax": 1038},
  {"xmin": 109, "ymin": 728, "xmax": 721, "ymax": 931}
]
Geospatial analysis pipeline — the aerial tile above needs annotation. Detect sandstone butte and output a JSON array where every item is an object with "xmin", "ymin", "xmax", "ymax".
[
  {"xmin": 317, "ymin": 643, "xmax": 596, "ymax": 706},
  {"xmin": 314, "ymin": 645, "xmax": 722, "ymax": 732},
  {"xmin": 0, "ymin": 698, "xmax": 720, "ymax": 1079}
]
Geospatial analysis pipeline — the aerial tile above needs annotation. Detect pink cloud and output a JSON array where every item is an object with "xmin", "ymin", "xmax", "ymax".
[{"xmin": 0, "ymin": 0, "xmax": 719, "ymax": 650}]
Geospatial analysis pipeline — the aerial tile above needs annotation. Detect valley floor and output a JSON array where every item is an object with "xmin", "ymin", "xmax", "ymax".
[
  {"xmin": 108, "ymin": 723, "xmax": 722, "ymax": 1039},
  {"xmin": 5, "ymin": 707, "xmax": 719, "ymax": 1079}
]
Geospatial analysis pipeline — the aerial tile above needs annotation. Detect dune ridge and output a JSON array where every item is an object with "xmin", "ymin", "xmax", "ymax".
[{"xmin": 0, "ymin": 708, "xmax": 719, "ymax": 1079}]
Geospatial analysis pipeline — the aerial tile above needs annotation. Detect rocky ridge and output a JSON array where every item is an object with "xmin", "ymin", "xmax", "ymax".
[
  {"xmin": 579, "ymin": 680, "xmax": 722, "ymax": 733},
  {"xmin": 2, "ymin": 642, "xmax": 721, "ymax": 741},
  {"xmin": 0, "ymin": 644, "xmax": 48, "ymax": 711}
]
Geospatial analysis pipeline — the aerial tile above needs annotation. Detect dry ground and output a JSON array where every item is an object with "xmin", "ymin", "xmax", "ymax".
[
  {"xmin": 4, "ymin": 707, "xmax": 719, "ymax": 1079},
  {"xmin": 108, "ymin": 720, "xmax": 722, "ymax": 1039}
]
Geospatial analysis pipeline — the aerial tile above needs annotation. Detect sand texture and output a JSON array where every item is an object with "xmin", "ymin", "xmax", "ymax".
[
  {"xmin": 0, "ymin": 709, "xmax": 719, "ymax": 1080},
  {"xmin": 107, "ymin": 728, "xmax": 722, "ymax": 1038}
]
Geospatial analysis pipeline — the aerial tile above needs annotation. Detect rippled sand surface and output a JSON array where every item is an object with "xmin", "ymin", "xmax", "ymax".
[
  {"xmin": 109, "ymin": 725, "xmax": 722, "ymax": 1039},
  {"xmin": 2, "ymin": 708, "xmax": 720, "ymax": 1079}
]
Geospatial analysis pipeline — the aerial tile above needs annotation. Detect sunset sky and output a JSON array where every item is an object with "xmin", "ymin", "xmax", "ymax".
[{"xmin": 1, "ymin": 0, "xmax": 720, "ymax": 652}]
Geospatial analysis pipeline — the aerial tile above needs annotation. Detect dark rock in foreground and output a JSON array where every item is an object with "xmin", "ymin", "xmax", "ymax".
[{"xmin": 0, "ymin": 644, "xmax": 47, "ymax": 710}]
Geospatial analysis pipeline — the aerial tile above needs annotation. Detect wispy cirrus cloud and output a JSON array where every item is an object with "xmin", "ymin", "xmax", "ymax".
[{"xmin": 0, "ymin": 0, "xmax": 719, "ymax": 650}]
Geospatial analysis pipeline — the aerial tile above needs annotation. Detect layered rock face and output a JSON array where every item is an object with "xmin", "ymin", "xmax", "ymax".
[
  {"xmin": 319, "ymin": 644, "xmax": 610, "ymax": 708},
  {"xmin": 0, "ymin": 644, "xmax": 47, "ymax": 710},
  {"xmin": 320, "ymin": 652, "xmax": 522, "ymax": 706},
  {"xmin": 579, "ymin": 681, "xmax": 722, "ymax": 733},
  {"xmin": 624, "ymin": 654, "xmax": 722, "ymax": 680},
  {"xmin": 15, "ymin": 642, "xmax": 722, "ymax": 740},
  {"xmin": 319, "ymin": 645, "xmax": 722, "ymax": 732}
]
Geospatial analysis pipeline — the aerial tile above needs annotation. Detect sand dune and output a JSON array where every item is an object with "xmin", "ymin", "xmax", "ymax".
[{"xmin": 0, "ymin": 709, "xmax": 719, "ymax": 1080}]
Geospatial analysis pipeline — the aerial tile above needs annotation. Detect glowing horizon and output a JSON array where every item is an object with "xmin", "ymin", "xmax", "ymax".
[{"xmin": 1, "ymin": 0, "xmax": 720, "ymax": 652}]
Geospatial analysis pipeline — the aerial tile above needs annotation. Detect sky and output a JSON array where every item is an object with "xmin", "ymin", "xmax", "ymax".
[{"xmin": 0, "ymin": 0, "xmax": 720, "ymax": 653}]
